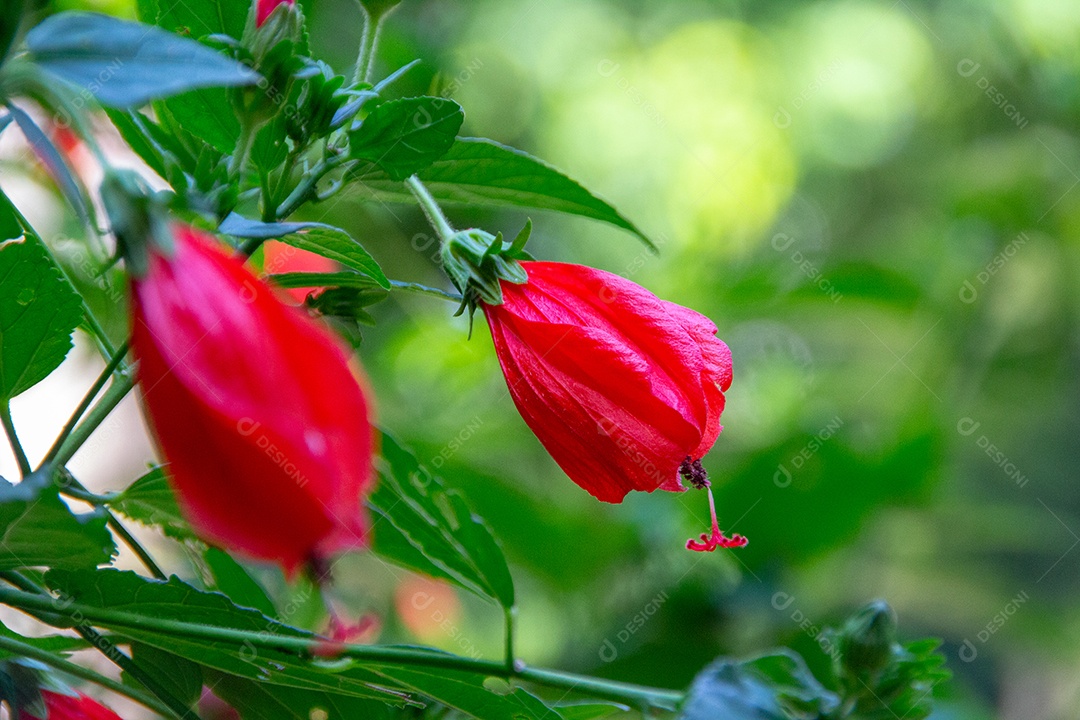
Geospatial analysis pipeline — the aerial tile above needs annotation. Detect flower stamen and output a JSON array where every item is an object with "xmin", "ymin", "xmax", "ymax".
[{"xmin": 686, "ymin": 483, "xmax": 747, "ymax": 552}]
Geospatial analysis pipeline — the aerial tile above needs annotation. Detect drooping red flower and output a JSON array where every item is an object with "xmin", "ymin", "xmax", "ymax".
[
  {"xmin": 256, "ymin": 0, "xmax": 295, "ymax": 26},
  {"xmin": 27, "ymin": 690, "xmax": 124, "ymax": 720},
  {"xmin": 130, "ymin": 226, "xmax": 374, "ymax": 575},
  {"xmin": 483, "ymin": 261, "xmax": 746, "ymax": 551}
]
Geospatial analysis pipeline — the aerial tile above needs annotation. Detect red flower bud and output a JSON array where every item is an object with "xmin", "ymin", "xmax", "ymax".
[
  {"xmin": 27, "ymin": 690, "xmax": 124, "ymax": 720},
  {"xmin": 256, "ymin": 0, "xmax": 295, "ymax": 26},
  {"xmin": 131, "ymin": 226, "xmax": 374, "ymax": 575},
  {"xmin": 483, "ymin": 261, "xmax": 746, "ymax": 550}
]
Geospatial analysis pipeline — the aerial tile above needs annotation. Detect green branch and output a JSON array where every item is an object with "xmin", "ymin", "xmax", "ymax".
[
  {"xmin": 405, "ymin": 175, "xmax": 455, "ymax": 242},
  {"xmin": 0, "ymin": 585, "xmax": 683, "ymax": 709},
  {"xmin": 0, "ymin": 401, "xmax": 31, "ymax": 477}
]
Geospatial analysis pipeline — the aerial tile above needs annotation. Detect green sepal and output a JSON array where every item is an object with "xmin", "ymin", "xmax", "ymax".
[{"xmin": 100, "ymin": 169, "xmax": 174, "ymax": 278}]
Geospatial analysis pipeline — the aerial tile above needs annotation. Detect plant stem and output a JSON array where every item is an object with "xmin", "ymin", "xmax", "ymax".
[
  {"xmin": 353, "ymin": 6, "xmax": 384, "ymax": 86},
  {"xmin": 39, "ymin": 341, "xmax": 129, "ymax": 471},
  {"xmin": 405, "ymin": 175, "xmax": 455, "ymax": 242},
  {"xmin": 274, "ymin": 154, "xmax": 352, "ymax": 222},
  {"xmin": 0, "ymin": 401, "xmax": 31, "ymax": 477},
  {"xmin": 0, "ymin": 634, "xmax": 177, "ymax": 718},
  {"xmin": 49, "ymin": 374, "xmax": 133, "ymax": 471},
  {"xmin": 107, "ymin": 513, "xmax": 167, "ymax": 581},
  {"xmin": 229, "ymin": 119, "xmax": 260, "ymax": 178},
  {"xmin": 0, "ymin": 585, "xmax": 684, "ymax": 709},
  {"xmin": 504, "ymin": 605, "xmax": 517, "ymax": 672}
]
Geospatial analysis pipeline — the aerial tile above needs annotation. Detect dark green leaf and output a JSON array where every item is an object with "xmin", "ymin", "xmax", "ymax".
[
  {"xmin": 156, "ymin": 0, "xmax": 247, "ymax": 40},
  {"xmin": 126, "ymin": 643, "xmax": 203, "ymax": 707},
  {"xmin": 679, "ymin": 650, "xmax": 839, "ymax": 720},
  {"xmin": 352, "ymin": 137, "xmax": 653, "ymax": 249},
  {"xmin": 156, "ymin": 88, "xmax": 241, "ymax": 156},
  {"xmin": 0, "ymin": 474, "xmax": 115, "ymax": 571},
  {"xmin": 268, "ymin": 271, "xmax": 385, "ymax": 290},
  {"xmin": 556, "ymin": 703, "xmax": 631, "ymax": 720},
  {"xmin": 371, "ymin": 433, "xmax": 515, "ymax": 609},
  {"xmin": 44, "ymin": 569, "xmax": 408, "ymax": 703},
  {"xmin": 367, "ymin": 664, "xmax": 561, "ymax": 720},
  {"xmin": 26, "ymin": 12, "xmax": 258, "ymax": 109},
  {"xmin": 0, "ymin": 234, "xmax": 82, "ymax": 401},
  {"xmin": 111, "ymin": 466, "xmax": 194, "ymax": 540},
  {"xmin": 204, "ymin": 547, "xmax": 279, "ymax": 619},
  {"xmin": 5, "ymin": 103, "xmax": 90, "ymax": 225},
  {"xmin": 207, "ymin": 672, "xmax": 395, "ymax": 720},
  {"xmin": 350, "ymin": 97, "xmax": 464, "ymax": 181},
  {"xmin": 220, "ymin": 213, "xmax": 390, "ymax": 288},
  {"xmin": 0, "ymin": 0, "xmax": 27, "ymax": 66},
  {"xmin": 104, "ymin": 109, "xmax": 168, "ymax": 178}
]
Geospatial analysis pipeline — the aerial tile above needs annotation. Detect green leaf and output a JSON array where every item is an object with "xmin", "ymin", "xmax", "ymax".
[
  {"xmin": 104, "ymin": 109, "xmax": 168, "ymax": 179},
  {"xmin": 366, "ymin": 664, "xmax": 561, "ymax": 720},
  {"xmin": 156, "ymin": 88, "xmax": 241, "ymax": 156},
  {"xmin": 557, "ymin": 703, "xmax": 631, "ymax": 720},
  {"xmin": 352, "ymin": 137, "xmax": 653, "ymax": 249},
  {"xmin": 0, "ymin": 236, "xmax": 82, "ymax": 401},
  {"xmin": 25, "ymin": 12, "xmax": 258, "ymax": 109},
  {"xmin": 219, "ymin": 213, "xmax": 390, "ymax": 288},
  {"xmin": 680, "ymin": 650, "xmax": 839, "ymax": 720},
  {"xmin": 156, "ymin": 0, "xmax": 247, "ymax": 40},
  {"xmin": 206, "ymin": 672, "xmax": 395, "ymax": 720},
  {"xmin": 126, "ymin": 643, "xmax": 203, "ymax": 707},
  {"xmin": 111, "ymin": 466, "xmax": 194, "ymax": 541},
  {"xmin": 0, "ymin": 474, "xmax": 115, "ymax": 571},
  {"xmin": 268, "ymin": 271, "xmax": 385, "ymax": 290},
  {"xmin": 371, "ymin": 433, "xmax": 515, "ymax": 609},
  {"xmin": 204, "ymin": 547, "xmax": 279, "ymax": 619},
  {"xmin": 0, "ymin": 618, "xmax": 88, "ymax": 657},
  {"xmin": 350, "ymin": 97, "xmax": 464, "ymax": 181},
  {"xmin": 44, "ymin": 569, "xmax": 408, "ymax": 703}
]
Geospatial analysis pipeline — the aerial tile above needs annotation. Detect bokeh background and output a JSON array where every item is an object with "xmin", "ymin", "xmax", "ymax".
[{"xmin": 2, "ymin": 0, "xmax": 1078, "ymax": 718}]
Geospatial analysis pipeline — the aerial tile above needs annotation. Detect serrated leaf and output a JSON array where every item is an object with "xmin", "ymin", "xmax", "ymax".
[
  {"xmin": 220, "ymin": 213, "xmax": 389, "ymax": 288},
  {"xmin": 111, "ymin": 466, "xmax": 194, "ymax": 540},
  {"xmin": 44, "ymin": 569, "xmax": 408, "ymax": 703},
  {"xmin": 0, "ymin": 474, "xmax": 115, "ymax": 571},
  {"xmin": 371, "ymin": 433, "xmax": 515, "ymax": 609},
  {"xmin": 350, "ymin": 97, "xmax": 464, "ymax": 181},
  {"xmin": 204, "ymin": 547, "xmax": 278, "ymax": 619},
  {"xmin": 0, "ymin": 236, "xmax": 82, "ymax": 401},
  {"xmin": 352, "ymin": 137, "xmax": 653, "ymax": 249},
  {"xmin": 679, "ymin": 651, "xmax": 838, "ymax": 720},
  {"xmin": 26, "ymin": 12, "xmax": 258, "ymax": 109}
]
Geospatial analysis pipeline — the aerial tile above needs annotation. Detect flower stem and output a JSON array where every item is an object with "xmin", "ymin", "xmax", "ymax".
[
  {"xmin": 388, "ymin": 279, "xmax": 463, "ymax": 302},
  {"xmin": 106, "ymin": 513, "xmax": 167, "ymax": 580},
  {"xmin": 228, "ymin": 119, "xmax": 260, "ymax": 178},
  {"xmin": 406, "ymin": 175, "xmax": 455, "ymax": 242},
  {"xmin": 0, "ymin": 401, "xmax": 30, "ymax": 477},
  {"xmin": 0, "ymin": 585, "xmax": 683, "ymax": 710},
  {"xmin": 353, "ymin": 5, "xmax": 391, "ymax": 86},
  {"xmin": 0, "ymin": 634, "xmax": 177, "ymax": 718},
  {"xmin": 39, "ymin": 341, "xmax": 129, "ymax": 471}
]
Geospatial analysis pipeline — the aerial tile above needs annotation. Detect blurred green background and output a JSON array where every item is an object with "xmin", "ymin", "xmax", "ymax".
[{"xmin": 20, "ymin": 0, "xmax": 1080, "ymax": 717}]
